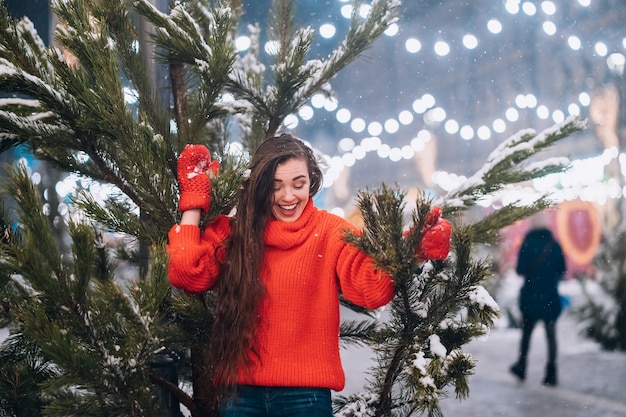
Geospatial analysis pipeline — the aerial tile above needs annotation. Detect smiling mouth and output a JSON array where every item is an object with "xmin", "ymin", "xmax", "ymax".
[{"xmin": 279, "ymin": 203, "xmax": 297, "ymax": 211}]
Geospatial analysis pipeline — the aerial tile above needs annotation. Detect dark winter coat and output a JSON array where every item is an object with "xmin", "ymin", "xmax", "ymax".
[{"xmin": 516, "ymin": 228, "xmax": 566, "ymax": 321}]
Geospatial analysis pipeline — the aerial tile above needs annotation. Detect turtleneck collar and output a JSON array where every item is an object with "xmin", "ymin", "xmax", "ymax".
[{"xmin": 264, "ymin": 198, "xmax": 317, "ymax": 249}]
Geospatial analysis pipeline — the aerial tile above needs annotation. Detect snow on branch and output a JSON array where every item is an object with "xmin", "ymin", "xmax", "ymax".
[
  {"xmin": 293, "ymin": 0, "xmax": 401, "ymax": 106},
  {"xmin": 445, "ymin": 115, "xmax": 587, "ymax": 209}
]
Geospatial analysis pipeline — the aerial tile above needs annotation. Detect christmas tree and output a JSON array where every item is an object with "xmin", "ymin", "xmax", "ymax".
[{"xmin": 0, "ymin": 1, "xmax": 585, "ymax": 416}]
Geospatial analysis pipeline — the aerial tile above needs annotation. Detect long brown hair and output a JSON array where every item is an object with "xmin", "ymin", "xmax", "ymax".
[{"xmin": 209, "ymin": 133, "xmax": 323, "ymax": 389}]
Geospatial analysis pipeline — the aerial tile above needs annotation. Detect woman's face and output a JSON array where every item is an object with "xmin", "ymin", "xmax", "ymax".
[{"xmin": 271, "ymin": 158, "xmax": 310, "ymax": 222}]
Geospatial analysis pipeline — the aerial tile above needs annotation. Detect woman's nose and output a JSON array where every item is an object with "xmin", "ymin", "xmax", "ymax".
[{"xmin": 280, "ymin": 187, "xmax": 294, "ymax": 200}]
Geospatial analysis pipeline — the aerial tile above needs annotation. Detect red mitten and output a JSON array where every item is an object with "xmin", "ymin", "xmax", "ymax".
[
  {"xmin": 177, "ymin": 144, "xmax": 220, "ymax": 214},
  {"xmin": 416, "ymin": 206, "xmax": 452, "ymax": 261}
]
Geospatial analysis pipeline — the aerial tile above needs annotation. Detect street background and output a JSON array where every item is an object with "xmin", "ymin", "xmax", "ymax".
[{"xmin": 341, "ymin": 278, "xmax": 626, "ymax": 417}]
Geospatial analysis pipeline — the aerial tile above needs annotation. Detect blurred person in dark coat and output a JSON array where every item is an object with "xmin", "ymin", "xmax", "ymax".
[{"xmin": 510, "ymin": 227, "xmax": 566, "ymax": 386}]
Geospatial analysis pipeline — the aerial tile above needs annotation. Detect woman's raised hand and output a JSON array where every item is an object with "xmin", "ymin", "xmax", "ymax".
[{"xmin": 177, "ymin": 144, "xmax": 220, "ymax": 214}]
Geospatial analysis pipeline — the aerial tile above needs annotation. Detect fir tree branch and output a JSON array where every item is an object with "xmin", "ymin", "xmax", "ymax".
[
  {"xmin": 340, "ymin": 319, "xmax": 380, "ymax": 347},
  {"xmin": 445, "ymin": 115, "xmax": 586, "ymax": 211},
  {"xmin": 227, "ymin": 0, "xmax": 401, "ymax": 138}
]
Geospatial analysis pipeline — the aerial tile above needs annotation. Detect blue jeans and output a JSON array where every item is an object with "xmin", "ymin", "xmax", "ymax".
[{"xmin": 219, "ymin": 385, "xmax": 332, "ymax": 417}]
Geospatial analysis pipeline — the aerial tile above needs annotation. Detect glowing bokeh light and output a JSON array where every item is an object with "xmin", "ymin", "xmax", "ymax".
[
  {"xmin": 264, "ymin": 40, "xmax": 279, "ymax": 55},
  {"xmin": 487, "ymin": 19, "xmax": 503, "ymax": 34},
  {"xmin": 319, "ymin": 23, "xmax": 336, "ymax": 39},
  {"xmin": 536, "ymin": 105, "xmax": 550, "ymax": 119},
  {"xmin": 463, "ymin": 34, "xmax": 478, "ymax": 49},
  {"xmin": 298, "ymin": 105, "xmax": 314, "ymax": 120},
  {"xmin": 384, "ymin": 23, "xmax": 399, "ymax": 36},
  {"xmin": 522, "ymin": 2, "xmax": 537, "ymax": 15},
  {"xmin": 541, "ymin": 1, "xmax": 557, "ymax": 15},
  {"xmin": 405, "ymin": 38, "xmax": 422, "ymax": 53},
  {"xmin": 567, "ymin": 35, "xmax": 582, "ymax": 50},
  {"xmin": 336, "ymin": 108, "xmax": 351, "ymax": 123},
  {"xmin": 460, "ymin": 125, "xmax": 475, "ymax": 140},
  {"xmin": 338, "ymin": 137, "xmax": 355, "ymax": 152},
  {"xmin": 350, "ymin": 118, "xmax": 366, "ymax": 133},
  {"xmin": 367, "ymin": 121, "xmax": 383, "ymax": 136},
  {"xmin": 594, "ymin": 42, "xmax": 608, "ymax": 57},
  {"xmin": 542, "ymin": 21, "xmax": 557, "ymax": 35},
  {"xmin": 506, "ymin": 107, "xmax": 520, "ymax": 122},
  {"xmin": 445, "ymin": 119, "xmax": 459, "ymax": 134},
  {"xmin": 579, "ymin": 92, "xmax": 591, "ymax": 106},
  {"xmin": 493, "ymin": 119, "xmax": 506, "ymax": 133},
  {"xmin": 283, "ymin": 114, "xmax": 298, "ymax": 129},
  {"xmin": 552, "ymin": 109, "xmax": 565, "ymax": 123},
  {"xmin": 477, "ymin": 125, "xmax": 491, "ymax": 140},
  {"xmin": 384, "ymin": 118, "xmax": 400, "ymax": 134},
  {"xmin": 504, "ymin": 0, "xmax": 520, "ymax": 14},
  {"xmin": 235, "ymin": 35, "xmax": 251, "ymax": 51},
  {"xmin": 434, "ymin": 40, "xmax": 450, "ymax": 56},
  {"xmin": 398, "ymin": 110, "xmax": 414, "ymax": 125}
]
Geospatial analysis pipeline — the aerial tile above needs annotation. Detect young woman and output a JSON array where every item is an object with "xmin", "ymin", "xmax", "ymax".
[{"xmin": 167, "ymin": 133, "xmax": 396, "ymax": 416}]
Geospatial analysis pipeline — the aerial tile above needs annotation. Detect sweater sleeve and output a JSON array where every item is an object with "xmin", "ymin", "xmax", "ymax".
[
  {"xmin": 167, "ymin": 215, "xmax": 231, "ymax": 293},
  {"xmin": 334, "ymin": 226, "xmax": 395, "ymax": 309}
]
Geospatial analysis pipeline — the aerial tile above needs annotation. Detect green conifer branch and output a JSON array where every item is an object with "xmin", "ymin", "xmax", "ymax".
[
  {"xmin": 227, "ymin": 0, "xmax": 401, "ymax": 141},
  {"xmin": 1, "ymin": 166, "xmax": 174, "ymax": 415}
]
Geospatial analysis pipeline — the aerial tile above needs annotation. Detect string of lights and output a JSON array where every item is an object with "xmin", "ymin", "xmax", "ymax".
[
  {"xmin": 233, "ymin": 0, "xmax": 626, "ymax": 210},
  {"xmin": 15, "ymin": 0, "xmax": 626, "ymax": 217}
]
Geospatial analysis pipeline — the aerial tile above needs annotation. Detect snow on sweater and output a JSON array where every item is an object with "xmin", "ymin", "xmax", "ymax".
[{"xmin": 167, "ymin": 198, "xmax": 395, "ymax": 391}]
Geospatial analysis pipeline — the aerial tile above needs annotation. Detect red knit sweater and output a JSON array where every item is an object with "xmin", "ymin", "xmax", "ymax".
[{"xmin": 167, "ymin": 199, "xmax": 395, "ymax": 391}]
